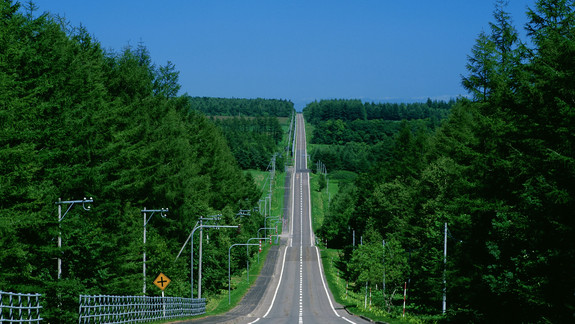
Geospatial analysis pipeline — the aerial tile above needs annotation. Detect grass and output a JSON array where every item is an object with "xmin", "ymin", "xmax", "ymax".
[
  {"xmin": 309, "ymin": 173, "xmax": 324, "ymax": 233},
  {"xmin": 309, "ymin": 172, "xmax": 340, "ymax": 234},
  {"xmin": 198, "ymin": 165, "xmax": 287, "ymax": 317},
  {"xmin": 320, "ymin": 249, "xmax": 435, "ymax": 324},
  {"xmin": 270, "ymin": 170, "xmax": 285, "ymax": 218},
  {"xmin": 244, "ymin": 169, "xmax": 270, "ymax": 193},
  {"xmin": 244, "ymin": 168, "xmax": 285, "ymax": 216},
  {"xmin": 304, "ymin": 119, "xmax": 314, "ymax": 150}
]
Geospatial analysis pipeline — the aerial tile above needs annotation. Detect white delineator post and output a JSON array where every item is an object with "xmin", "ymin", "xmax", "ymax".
[{"xmin": 443, "ymin": 222, "xmax": 447, "ymax": 314}]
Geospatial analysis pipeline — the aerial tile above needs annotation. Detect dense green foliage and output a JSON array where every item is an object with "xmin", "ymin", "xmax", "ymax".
[
  {"xmin": 0, "ymin": 1, "xmax": 268, "ymax": 321},
  {"xmin": 189, "ymin": 97, "xmax": 295, "ymax": 171},
  {"xmin": 212, "ymin": 116, "xmax": 287, "ymax": 170},
  {"xmin": 315, "ymin": 1, "xmax": 575, "ymax": 322},
  {"xmin": 189, "ymin": 96, "xmax": 293, "ymax": 117},
  {"xmin": 304, "ymin": 100, "xmax": 453, "ymax": 174}
]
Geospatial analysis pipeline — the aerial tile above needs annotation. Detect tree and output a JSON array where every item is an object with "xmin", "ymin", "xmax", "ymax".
[
  {"xmin": 153, "ymin": 61, "xmax": 181, "ymax": 98},
  {"xmin": 0, "ymin": 5, "xmax": 265, "ymax": 321},
  {"xmin": 462, "ymin": 31, "xmax": 497, "ymax": 102}
]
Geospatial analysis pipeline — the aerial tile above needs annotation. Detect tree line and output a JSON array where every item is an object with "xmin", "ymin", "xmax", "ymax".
[
  {"xmin": 189, "ymin": 96, "xmax": 294, "ymax": 117},
  {"xmin": 304, "ymin": 98, "xmax": 453, "ymax": 125},
  {"xmin": 0, "ymin": 1, "xmax": 269, "ymax": 321},
  {"xmin": 316, "ymin": 1, "xmax": 575, "ymax": 322}
]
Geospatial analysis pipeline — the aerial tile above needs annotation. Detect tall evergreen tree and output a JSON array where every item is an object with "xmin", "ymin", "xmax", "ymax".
[{"xmin": 462, "ymin": 31, "xmax": 497, "ymax": 102}]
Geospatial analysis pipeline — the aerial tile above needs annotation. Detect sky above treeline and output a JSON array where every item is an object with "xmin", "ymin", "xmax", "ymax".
[{"xmin": 36, "ymin": 0, "xmax": 535, "ymax": 109}]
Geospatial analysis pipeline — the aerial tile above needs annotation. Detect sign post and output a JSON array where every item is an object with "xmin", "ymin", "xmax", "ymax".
[{"xmin": 154, "ymin": 273, "xmax": 171, "ymax": 317}]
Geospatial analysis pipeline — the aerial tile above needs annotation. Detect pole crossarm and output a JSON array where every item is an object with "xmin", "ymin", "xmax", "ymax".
[
  {"xmin": 257, "ymin": 227, "xmax": 276, "ymax": 237},
  {"xmin": 236, "ymin": 210, "xmax": 251, "ymax": 218},
  {"xmin": 247, "ymin": 237, "xmax": 270, "ymax": 244},
  {"xmin": 55, "ymin": 197, "xmax": 93, "ymax": 222},
  {"xmin": 141, "ymin": 208, "xmax": 168, "ymax": 227},
  {"xmin": 199, "ymin": 214, "xmax": 221, "ymax": 222},
  {"xmin": 56, "ymin": 197, "xmax": 93, "ymax": 280},
  {"xmin": 175, "ymin": 225, "xmax": 239, "ymax": 261}
]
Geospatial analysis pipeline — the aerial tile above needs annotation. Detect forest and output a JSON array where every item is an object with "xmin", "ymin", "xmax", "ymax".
[
  {"xmin": 304, "ymin": 99, "xmax": 454, "ymax": 174},
  {"xmin": 211, "ymin": 115, "xmax": 288, "ymax": 170},
  {"xmin": 188, "ymin": 96, "xmax": 294, "ymax": 171},
  {"xmin": 0, "ymin": 1, "xmax": 276, "ymax": 321},
  {"xmin": 314, "ymin": 1, "xmax": 575, "ymax": 322}
]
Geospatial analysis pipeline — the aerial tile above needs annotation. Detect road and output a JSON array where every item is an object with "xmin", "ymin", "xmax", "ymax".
[
  {"xmin": 247, "ymin": 114, "xmax": 368, "ymax": 324},
  {"xmin": 181, "ymin": 114, "xmax": 369, "ymax": 324}
]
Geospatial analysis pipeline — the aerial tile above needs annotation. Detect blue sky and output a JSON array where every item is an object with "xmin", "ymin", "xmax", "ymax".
[{"xmin": 36, "ymin": 0, "xmax": 535, "ymax": 109}]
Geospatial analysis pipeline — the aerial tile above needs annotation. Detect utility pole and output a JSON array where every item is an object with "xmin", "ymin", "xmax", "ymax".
[
  {"xmin": 198, "ymin": 218, "xmax": 203, "ymax": 298},
  {"xmin": 55, "ymin": 197, "xmax": 93, "ymax": 280},
  {"xmin": 197, "ymin": 214, "xmax": 221, "ymax": 299},
  {"xmin": 141, "ymin": 207, "xmax": 168, "ymax": 294},
  {"xmin": 57, "ymin": 199, "xmax": 62, "ymax": 280},
  {"xmin": 176, "ymin": 223, "xmax": 238, "ymax": 299},
  {"xmin": 267, "ymin": 193, "xmax": 272, "ymax": 218},
  {"xmin": 383, "ymin": 239, "xmax": 386, "ymax": 299}
]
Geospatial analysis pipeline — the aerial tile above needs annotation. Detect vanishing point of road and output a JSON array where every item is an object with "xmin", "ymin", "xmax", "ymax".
[{"xmin": 176, "ymin": 114, "xmax": 370, "ymax": 324}]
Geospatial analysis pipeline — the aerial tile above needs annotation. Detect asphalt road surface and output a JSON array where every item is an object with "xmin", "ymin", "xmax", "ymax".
[{"xmin": 179, "ymin": 114, "xmax": 369, "ymax": 324}]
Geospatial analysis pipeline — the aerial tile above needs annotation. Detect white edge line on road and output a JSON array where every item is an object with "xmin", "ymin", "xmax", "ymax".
[
  {"xmin": 315, "ymin": 245, "xmax": 357, "ymax": 324},
  {"xmin": 290, "ymin": 167, "xmax": 295, "ymax": 248},
  {"xmin": 315, "ymin": 246, "xmax": 340, "ymax": 318},
  {"xmin": 262, "ymin": 245, "xmax": 288, "ymax": 318}
]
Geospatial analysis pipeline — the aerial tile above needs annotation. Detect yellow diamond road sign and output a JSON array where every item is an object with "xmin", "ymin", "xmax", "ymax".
[{"xmin": 153, "ymin": 273, "xmax": 171, "ymax": 291}]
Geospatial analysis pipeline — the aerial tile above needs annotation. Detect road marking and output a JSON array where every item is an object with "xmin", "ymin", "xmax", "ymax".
[
  {"xmin": 299, "ymin": 166, "xmax": 306, "ymax": 323},
  {"xmin": 254, "ymin": 116, "xmax": 356, "ymax": 324},
  {"xmin": 289, "ymin": 169, "xmax": 294, "ymax": 248},
  {"xmin": 314, "ymin": 245, "xmax": 357, "ymax": 324},
  {"xmin": 261, "ymin": 245, "xmax": 289, "ymax": 319}
]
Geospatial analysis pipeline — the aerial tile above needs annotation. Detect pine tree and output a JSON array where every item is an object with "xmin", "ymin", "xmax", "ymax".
[{"xmin": 462, "ymin": 31, "xmax": 497, "ymax": 102}]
